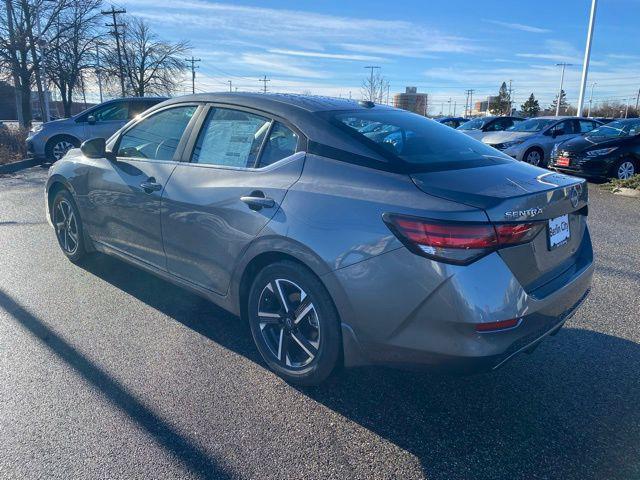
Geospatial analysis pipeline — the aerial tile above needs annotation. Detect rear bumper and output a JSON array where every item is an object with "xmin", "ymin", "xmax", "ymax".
[{"xmin": 328, "ymin": 234, "xmax": 594, "ymax": 373}]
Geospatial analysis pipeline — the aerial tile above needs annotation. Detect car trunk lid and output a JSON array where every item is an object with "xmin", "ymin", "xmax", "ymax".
[{"xmin": 410, "ymin": 162, "xmax": 589, "ymax": 293}]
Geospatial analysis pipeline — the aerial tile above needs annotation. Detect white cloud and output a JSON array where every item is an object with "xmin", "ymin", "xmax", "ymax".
[
  {"xmin": 267, "ymin": 49, "xmax": 385, "ymax": 62},
  {"xmin": 484, "ymin": 19, "xmax": 551, "ymax": 33}
]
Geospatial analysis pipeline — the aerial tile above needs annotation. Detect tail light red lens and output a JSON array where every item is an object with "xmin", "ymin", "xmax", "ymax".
[
  {"xmin": 383, "ymin": 213, "xmax": 544, "ymax": 265},
  {"xmin": 475, "ymin": 318, "xmax": 521, "ymax": 333}
]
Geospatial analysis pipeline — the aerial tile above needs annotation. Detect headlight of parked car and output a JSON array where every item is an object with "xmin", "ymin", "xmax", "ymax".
[
  {"xmin": 501, "ymin": 139, "xmax": 524, "ymax": 149},
  {"xmin": 586, "ymin": 147, "xmax": 618, "ymax": 157}
]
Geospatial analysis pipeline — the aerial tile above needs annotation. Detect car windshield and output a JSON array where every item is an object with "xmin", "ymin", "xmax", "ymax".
[
  {"xmin": 506, "ymin": 118, "xmax": 556, "ymax": 132},
  {"xmin": 587, "ymin": 120, "xmax": 640, "ymax": 137},
  {"xmin": 457, "ymin": 117, "xmax": 489, "ymax": 130},
  {"xmin": 331, "ymin": 109, "xmax": 511, "ymax": 171}
]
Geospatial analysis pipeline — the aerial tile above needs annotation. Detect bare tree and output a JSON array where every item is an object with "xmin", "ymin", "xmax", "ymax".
[
  {"xmin": 103, "ymin": 16, "xmax": 189, "ymax": 97},
  {"xmin": 0, "ymin": 0, "xmax": 67, "ymax": 126},
  {"xmin": 361, "ymin": 69, "xmax": 389, "ymax": 104},
  {"xmin": 47, "ymin": 0, "xmax": 102, "ymax": 117}
]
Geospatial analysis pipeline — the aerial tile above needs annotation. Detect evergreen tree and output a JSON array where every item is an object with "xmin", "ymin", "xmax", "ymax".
[
  {"xmin": 491, "ymin": 82, "xmax": 511, "ymax": 115},
  {"xmin": 521, "ymin": 93, "xmax": 540, "ymax": 117},
  {"xmin": 550, "ymin": 90, "xmax": 569, "ymax": 114}
]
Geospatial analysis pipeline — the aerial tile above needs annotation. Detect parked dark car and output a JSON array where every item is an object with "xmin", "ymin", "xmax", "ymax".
[
  {"xmin": 550, "ymin": 118, "xmax": 640, "ymax": 180},
  {"xmin": 46, "ymin": 93, "xmax": 593, "ymax": 385},
  {"xmin": 436, "ymin": 117, "xmax": 468, "ymax": 128},
  {"xmin": 457, "ymin": 115, "xmax": 525, "ymax": 141}
]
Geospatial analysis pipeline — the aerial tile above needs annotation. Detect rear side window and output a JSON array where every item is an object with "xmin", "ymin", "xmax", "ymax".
[
  {"xmin": 117, "ymin": 105, "xmax": 196, "ymax": 160},
  {"xmin": 331, "ymin": 109, "xmax": 512, "ymax": 171},
  {"xmin": 192, "ymin": 108, "xmax": 270, "ymax": 167},
  {"xmin": 257, "ymin": 122, "xmax": 298, "ymax": 168},
  {"xmin": 578, "ymin": 120, "xmax": 597, "ymax": 133}
]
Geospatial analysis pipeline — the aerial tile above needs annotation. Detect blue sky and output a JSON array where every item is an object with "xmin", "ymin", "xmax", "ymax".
[{"xmin": 120, "ymin": 0, "xmax": 640, "ymax": 113}]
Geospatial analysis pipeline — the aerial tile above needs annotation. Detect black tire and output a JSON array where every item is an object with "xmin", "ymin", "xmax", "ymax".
[
  {"xmin": 45, "ymin": 135, "xmax": 79, "ymax": 162},
  {"xmin": 523, "ymin": 147, "xmax": 544, "ymax": 167},
  {"xmin": 247, "ymin": 260, "xmax": 341, "ymax": 386},
  {"xmin": 51, "ymin": 189, "xmax": 87, "ymax": 263},
  {"xmin": 611, "ymin": 158, "xmax": 636, "ymax": 180}
]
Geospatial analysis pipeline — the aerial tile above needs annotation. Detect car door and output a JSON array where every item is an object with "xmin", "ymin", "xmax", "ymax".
[
  {"xmin": 542, "ymin": 120, "xmax": 578, "ymax": 157},
  {"xmin": 83, "ymin": 101, "xmax": 130, "ymax": 140},
  {"xmin": 161, "ymin": 106, "xmax": 305, "ymax": 294},
  {"xmin": 84, "ymin": 104, "xmax": 200, "ymax": 269}
]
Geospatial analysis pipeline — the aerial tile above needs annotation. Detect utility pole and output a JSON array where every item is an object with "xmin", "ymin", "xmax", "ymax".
[
  {"xmin": 555, "ymin": 63, "xmax": 572, "ymax": 116},
  {"xmin": 635, "ymin": 88, "xmax": 640, "ymax": 112},
  {"xmin": 587, "ymin": 82, "xmax": 596, "ymax": 117},
  {"xmin": 625, "ymin": 98, "xmax": 630, "ymax": 118},
  {"xmin": 453, "ymin": 100, "xmax": 456, "ymax": 116},
  {"xmin": 447, "ymin": 97, "xmax": 452, "ymax": 115},
  {"xmin": 364, "ymin": 65, "xmax": 380, "ymax": 102},
  {"xmin": 464, "ymin": 90, "xmax": 469, "ymax": 117},
  {"xmin": 95, "ymin": 44, "xmax": 103, "ymax": 103},
  {"xmin": 102, "ymin": 6, "xmax": 127, "ymax": 97},
  {"xmin": 259, "ymin": 75, "xmax": 270, "ymax": 93},
  {"xmin": 576, "ymin": 0, "xmax": 597, "ymax": 117},
  {"xmin": 227, "ymin": 80, "xmax": 232, "ymax": 92},
  {"xmin": 184, "ymin": 56, "xmax": 201, "ymax": 94},
  {"xmin": 5, "ymin": 0, "xmax": 24, "ymax": 125}
]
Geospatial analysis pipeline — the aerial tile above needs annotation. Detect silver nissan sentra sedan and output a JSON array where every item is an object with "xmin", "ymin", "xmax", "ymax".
[{"xmin": 45, "ymin": 93, "xmax": 594, "ymax": 386}]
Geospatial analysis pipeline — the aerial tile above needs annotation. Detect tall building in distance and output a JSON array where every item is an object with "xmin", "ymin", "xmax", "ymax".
[{"xmin": 393, "ymin": 87, "xmax": 428, "ymax": 115}]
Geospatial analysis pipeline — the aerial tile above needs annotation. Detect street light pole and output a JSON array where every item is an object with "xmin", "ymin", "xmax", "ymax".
[
  {"xmin": 555, "ymin": 63, "xmax": 571, "ymax": 117},
  {"xmin": 587, "ymin": 82, "xmax": 596, "ymax": 117},
  {"xmin": 576, "ymin": 0, "xmax": 597, "ymax": 117}
]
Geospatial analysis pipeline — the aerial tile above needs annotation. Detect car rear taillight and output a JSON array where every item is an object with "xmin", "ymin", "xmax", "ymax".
[
  {"xmin": 475, "ymin": 318, "xmax": 521, "ymax": 333},
  {"xmin": 383, "ymin": 213, "xmax": 544, "ymax": 265}
]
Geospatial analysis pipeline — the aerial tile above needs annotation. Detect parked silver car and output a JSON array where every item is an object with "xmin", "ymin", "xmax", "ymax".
[
  {"xmin": 45, "ymin": 93, "xmax": 593, "ymax": 385},
  {"xmin": 482, "ymin": 116, "xmax": 601, "ymax": 167},
  {"xmin": 457, "ymin": 115, "xmax": 524, "ymax": 141},
  {"xmin": 27, "ymin": 97, "xmax": 167, "ymax": 161}
]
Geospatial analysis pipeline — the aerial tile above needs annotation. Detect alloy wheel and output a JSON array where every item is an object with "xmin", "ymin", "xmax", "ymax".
[
  {"xmin": 525, "ymin": 150, "xmax": 542, "ymax": 166},
  {"xmin": 617, "ymin": 161, "xmax": 635, "ymax": 180},
  {"xmin": 257, "ymin": 279, "xmax": 320, "ymax": 369},
  {"xmin": 52, "ymin": 140, "xmax": 74, "ymax": 161},
  {"xmin": 54, "ymin": 199, "xmax": 79, "ymax": 254}
]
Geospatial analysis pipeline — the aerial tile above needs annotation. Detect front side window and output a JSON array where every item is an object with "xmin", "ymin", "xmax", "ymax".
[
  {"xmin": 192, "ymin": 108, "xmax": 270, "ymax": 167},
  {"xmin": 258, "ymin": 122, "xmax": 298, "ymax": 168},
  {"xmin": 117, "ymin": 105, "xmax": 196, "ymax": 160},
  {"xmin": 93, "ymin": 102, "xmax": 128, "ymax": 122},
  {"xmin": 331, "ymin": 109, "xmax": 511, "ymax": 171},
  {"xmin": 486, "ymin": 118, "xmax": 512, "ymax": 131},
  {"xmin": 550, "ymin": 120, "xmax": 576, "ymax": 136}
]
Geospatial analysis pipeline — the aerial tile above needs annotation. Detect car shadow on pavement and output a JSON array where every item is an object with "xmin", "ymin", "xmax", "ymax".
[
  {"xmin": 0, "ymin": 287, "xmax": 234, "ymax": 480},
  {"xmin": 79, "ymin": 253, "xmax": 640, "ymax": 480}
]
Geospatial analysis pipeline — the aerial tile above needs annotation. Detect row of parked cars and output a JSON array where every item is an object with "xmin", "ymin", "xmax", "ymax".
[
  {"xmin": 435, "ymin": 114, "xmax": 638, "ymax": 180},
  {"xmin": 27, "ymin": 97, "xmax": 638, "ymax": 180}
]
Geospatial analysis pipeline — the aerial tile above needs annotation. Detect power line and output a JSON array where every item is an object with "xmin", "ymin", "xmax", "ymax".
[{"xmin": 185, "ymin": 56, "xmax": 201, "ymax": 94}]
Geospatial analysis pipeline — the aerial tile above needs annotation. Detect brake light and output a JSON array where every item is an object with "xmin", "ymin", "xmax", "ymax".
[{"xmin": 383, "ymin": 213, "xmax": 543, "ymax": 265}]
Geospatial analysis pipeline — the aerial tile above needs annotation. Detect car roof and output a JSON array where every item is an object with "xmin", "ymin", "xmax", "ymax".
[{"xmin": 159, "ymin": 92, "xmax": 393, "ymax": 115}]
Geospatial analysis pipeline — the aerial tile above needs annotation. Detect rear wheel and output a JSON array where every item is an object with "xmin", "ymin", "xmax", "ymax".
[
  {"xmin": 52, "ymin": 190, "xmax": 87, "ymax": 263},
  {"xmin": 614, "ymin": 159, "xmax": 635, "ymax": 180},
  {"xmin": 247, "ymin": 261, "xmax": 341, "ymax": 386},
  {"xmin": 523, "ymin": 147, "xmax": 544, "ymax": 167}
]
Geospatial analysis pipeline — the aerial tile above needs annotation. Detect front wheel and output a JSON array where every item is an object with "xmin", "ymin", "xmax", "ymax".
[
  {"xmin": 523, "ymin": 148, "xmax": 544, "ymax": 167},
  {"xmin": 46, "ymin": 136, "xmax": 79, "ymax": 162},
  {"xmin": 52, "ymin": 190, "xmax": 87, "ymax": 263},
  {"xmin": 247, "ymin": 261, "xmax": 341, "ymax": 386},
  {"xmin": 614, "ymin": 159, "xmax": 636, "ymax": 180}
]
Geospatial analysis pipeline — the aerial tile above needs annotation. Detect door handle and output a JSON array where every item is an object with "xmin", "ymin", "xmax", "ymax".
[
  {"xmin": 140, "ymin": 178, "xmax": 162, "ymax": 193},
  {"xmin": 240, "ymin": 191, "xmax": 275, "ymax": 210}
]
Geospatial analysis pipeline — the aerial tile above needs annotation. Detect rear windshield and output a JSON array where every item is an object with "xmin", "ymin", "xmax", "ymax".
[
  {"xmin": 457, "ymin": 117, "xmax": 490, "ymax": 130},
  {"xmin": 330, "ymin": 109, "xmax": 512, "ymax": 171}
]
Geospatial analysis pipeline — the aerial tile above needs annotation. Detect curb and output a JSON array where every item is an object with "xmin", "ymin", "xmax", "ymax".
[
  {"xmin": 0, "ymin": 157, "xmax": 44, "ymax": 175},
  {"xmin": 612, "ymin": 187, "xmax": 640, "ymax": 198}
]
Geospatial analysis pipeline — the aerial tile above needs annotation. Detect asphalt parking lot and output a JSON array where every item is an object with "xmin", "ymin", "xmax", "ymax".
[{"xmin": 1, "ymin": 166, "xmax": 639, "ymax": 480}]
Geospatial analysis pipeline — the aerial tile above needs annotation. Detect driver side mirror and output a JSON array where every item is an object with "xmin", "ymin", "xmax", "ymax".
[
  {"xmin": 81, "ymin": 137, "xmax": 106, "ymax": 159},
  {"xmin": 87, "ymin": 115, "xmax": 96, "ymax": 125}
]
